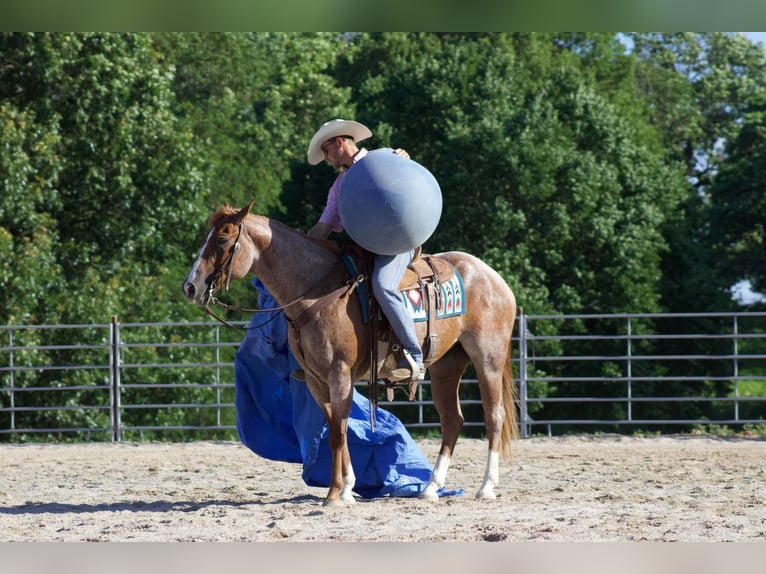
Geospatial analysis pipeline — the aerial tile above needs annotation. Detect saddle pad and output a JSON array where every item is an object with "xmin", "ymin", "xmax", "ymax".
[{"xmin": 401, "ymin": 270, "xmax": 466, "ymax": 322}]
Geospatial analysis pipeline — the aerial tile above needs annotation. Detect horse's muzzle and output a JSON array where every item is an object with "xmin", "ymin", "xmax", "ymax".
[{"xmin": 182, "ymin": 279, "xmax": 209, "ymax": 305}]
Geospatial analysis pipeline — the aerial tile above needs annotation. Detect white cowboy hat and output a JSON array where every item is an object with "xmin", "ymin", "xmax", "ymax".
[{"xmin": 307, "ymin": 119, "xmax": 372, "ymax": 165}]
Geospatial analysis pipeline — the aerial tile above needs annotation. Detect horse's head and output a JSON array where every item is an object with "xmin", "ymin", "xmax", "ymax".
[{"xmin": 183, "ymin": 202, "xmax": 254, "ymax": 305}]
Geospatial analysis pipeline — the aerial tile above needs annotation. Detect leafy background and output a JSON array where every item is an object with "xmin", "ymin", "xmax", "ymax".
[{"xmin": 1, "ymin": 33, "xmax": 765, "ymax": 437}]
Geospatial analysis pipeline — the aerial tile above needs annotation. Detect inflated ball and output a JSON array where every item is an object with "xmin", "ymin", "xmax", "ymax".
[{"xmin": 339, "ymin": 150, "xmax": 442, "ymax": 255}]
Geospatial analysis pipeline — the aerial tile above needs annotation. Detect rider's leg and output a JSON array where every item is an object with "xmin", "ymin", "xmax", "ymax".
[{"xmin": 371, "ymin": 251, "xmax": 424, "ymax": 376}]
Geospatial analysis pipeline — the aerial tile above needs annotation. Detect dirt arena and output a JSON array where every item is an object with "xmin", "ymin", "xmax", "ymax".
[{"xmin": 1, "ymin": 435, "xmax": 764, "ymax": 542}]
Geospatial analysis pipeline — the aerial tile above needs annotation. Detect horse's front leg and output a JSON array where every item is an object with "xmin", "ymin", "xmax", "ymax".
[
  {"xmin": 327, "ymin": 414, "xmax": 356, "ymax": 506},
  {"xmin": 305, "ymin": 370, "xmax": 355, "ymax": 506}
]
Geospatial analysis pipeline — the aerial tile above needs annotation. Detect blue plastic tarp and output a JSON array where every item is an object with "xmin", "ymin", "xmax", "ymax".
[{"xmin": 234, "ymin": 278, "xmax": 442, "ymax": 498}]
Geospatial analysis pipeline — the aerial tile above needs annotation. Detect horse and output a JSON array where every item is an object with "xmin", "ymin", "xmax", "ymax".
[{"xmin": 182, "ymin": 202, "xmax": 518, "ymax": 506}]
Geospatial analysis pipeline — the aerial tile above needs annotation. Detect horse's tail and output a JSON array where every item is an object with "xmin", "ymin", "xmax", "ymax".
[{"xmin": 500, "ymin": 340, "xmax": 519, "ymax": 461}]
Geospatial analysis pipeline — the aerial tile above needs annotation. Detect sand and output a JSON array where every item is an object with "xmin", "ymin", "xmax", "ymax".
[{"xmin": 1, "ymin": 435, "xmax": 764, "ymax": 542}]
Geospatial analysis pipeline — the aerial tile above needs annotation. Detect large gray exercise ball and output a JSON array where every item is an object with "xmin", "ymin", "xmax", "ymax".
[{"xmin": 339, "ymin": 150, "xmax": 442, "ymax": 255}]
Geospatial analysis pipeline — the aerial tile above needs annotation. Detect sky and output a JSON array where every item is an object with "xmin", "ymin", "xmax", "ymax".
[{"xmin": 742, "ymin": 31, "xmax": 766, "ymax": 48}]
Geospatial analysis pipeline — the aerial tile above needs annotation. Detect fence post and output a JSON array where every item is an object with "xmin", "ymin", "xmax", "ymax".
[
  {"xmin": 626, "ymin": 317, "xmax": 633, "ymax": 422},
  {"xmin": 733, "ymin": 315, "xmax": 739, "ymax": 422},
  {"xmin": 110, "ymin": 315, "xmax": 122, "ymax": 442},
  {"xmin": 215, "ymin": 324, "xmax": 222, "ymax": 427},
  {"xmin": 518, "ymin": 307, "xmax": 529, "ymax": 438},
  {"xmin": 8, "ymin": 327, "xmax": 15, "ymax": 432}
]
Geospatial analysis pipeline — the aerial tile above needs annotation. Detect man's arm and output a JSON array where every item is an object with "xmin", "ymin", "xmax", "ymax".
[{"xmin": 307, "ymin": 221, "xmax": 333, "ymax": 240}]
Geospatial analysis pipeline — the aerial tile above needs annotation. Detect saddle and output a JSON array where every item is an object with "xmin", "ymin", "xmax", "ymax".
[
  {"xmin": 346, "ymin": 245, "xmax": 456, "ymax": 406},
  {"xmin": 400, "ymin": 246, "xmax": 455, "ymax": 290},
  {"xmin": 293, "ymin": 240, "xmax": 456, "ymax": 424}
]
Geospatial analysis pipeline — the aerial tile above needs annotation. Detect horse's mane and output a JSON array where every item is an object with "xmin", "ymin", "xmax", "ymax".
[
  {"xmin": 208, "ymin": 204, "xmax": 239, "ymax": 228},
  {"xmin": 208, "ymin": 204, "xmax": 339, "ymax": 254}
]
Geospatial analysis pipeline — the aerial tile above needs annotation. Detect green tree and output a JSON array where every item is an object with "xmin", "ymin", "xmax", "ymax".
[
  {"xmin": 334, "ymin": 33, "xmax": 685, "ymax": 315},
  {"xmin": 156, "ymin": 33, "xmax": 351, "ymax": 215},
  {"xmin": 628, "ymin": 32, "xmax": 766, "ymax": 311},
  {"xmin": 0, "ymin": 102, "xmax": 62, "ymax": 324},
  {"xmin": 0, "ymin": 33, "xmax": 221, "ymax": 439},
  {"xmin": 710, "ymin": 92, "xmax": 766, "ymax": 296},
  {"xmin": 0, "ymin": 32, "xmax": 208, "ymax": 324},
  {"xmin": 629, "ymin": 33, "xmax": 766, "ymax": 186}
]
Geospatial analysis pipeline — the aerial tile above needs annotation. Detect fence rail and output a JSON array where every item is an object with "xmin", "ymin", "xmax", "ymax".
[{"xmin": 1, "ymin": 312, "xmax": 765, "ymax": 441}]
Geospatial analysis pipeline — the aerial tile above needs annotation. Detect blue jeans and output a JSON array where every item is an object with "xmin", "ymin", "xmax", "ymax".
[{"xmin": 371, "ymin": 250, "xmax": 423, "ymax": 365}]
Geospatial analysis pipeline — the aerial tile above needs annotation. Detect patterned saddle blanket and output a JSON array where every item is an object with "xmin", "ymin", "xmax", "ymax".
[{"xmin": 401, "ymin": 272, "xmax": 465, "ymax": 321}]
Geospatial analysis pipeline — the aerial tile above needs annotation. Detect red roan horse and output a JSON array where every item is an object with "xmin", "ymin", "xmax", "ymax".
[{"xmin": 183, "ymin": 203, "xmax": 518, "ymax": 506}]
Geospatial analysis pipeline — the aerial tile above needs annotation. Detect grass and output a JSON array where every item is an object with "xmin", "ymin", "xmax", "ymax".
[{"xmin": 734, "ymin": 379, "xmax": 766, "ymax": 397}]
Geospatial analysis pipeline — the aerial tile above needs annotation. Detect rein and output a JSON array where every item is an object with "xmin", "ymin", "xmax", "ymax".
[
  {"xmin": 203, "ymin": 302, "xmax": 284, "ymax": 331},
  {"xmin": 202, "ymin": 219, "xmax": 364, "ymax": 332},
  {"xmin": 203, "ymin": 283, "xmax": 311, "ymax": 332},
  {"xmin": 202, "ymin": 219, "xmax": 304, "ymax": 330}
]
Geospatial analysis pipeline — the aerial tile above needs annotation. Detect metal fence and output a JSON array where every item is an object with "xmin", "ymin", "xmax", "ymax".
[
  {"xmin": 517, "ymin": 311, "xmax": 766, "ymax": 436},
  {"xmin": 1, "ymin": 312, "xmax": 765, "ymax": 441}
]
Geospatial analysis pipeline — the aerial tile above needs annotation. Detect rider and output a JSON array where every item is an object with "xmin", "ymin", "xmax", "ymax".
[{"xmin": 306, "ymin": 119, "xmax": 425, "ymax": 383}]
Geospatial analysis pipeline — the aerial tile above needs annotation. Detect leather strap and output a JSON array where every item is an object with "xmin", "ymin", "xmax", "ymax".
[{"xmin": 289, "ymin": 274, "xmax": 364, "ymax": 331}]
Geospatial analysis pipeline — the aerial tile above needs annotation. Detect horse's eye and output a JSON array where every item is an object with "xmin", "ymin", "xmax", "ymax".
[{"xmin": 217, "ymin": 236, "xmax": 229, "ymax": 247}]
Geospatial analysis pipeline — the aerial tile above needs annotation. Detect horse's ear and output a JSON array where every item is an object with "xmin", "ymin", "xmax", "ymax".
[{"xmin": 237, "ymin": 201, "xmax": 254, "ymax": 222}]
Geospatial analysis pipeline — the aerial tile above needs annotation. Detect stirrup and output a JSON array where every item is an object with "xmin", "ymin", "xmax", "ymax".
[
  {"xmin": 385, "ymin": 378, "xmax": 423, "ymax": 402},
  {"xmin": 389, "ymin": 349, "xmax": 425, "ymax": 382}
]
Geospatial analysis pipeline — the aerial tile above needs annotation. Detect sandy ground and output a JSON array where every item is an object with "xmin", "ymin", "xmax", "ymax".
[{"xmin": 1, "ymin": 435, "xmax": 764, "ymax": 542}]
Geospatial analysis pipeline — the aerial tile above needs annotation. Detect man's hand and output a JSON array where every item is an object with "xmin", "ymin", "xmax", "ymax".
[{"xmin": 393, "ymin": 148, "xmax": 410, "ymax": 159}]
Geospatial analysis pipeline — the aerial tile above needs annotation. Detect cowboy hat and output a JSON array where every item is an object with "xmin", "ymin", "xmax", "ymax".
[{"xmin": 307, "ymin": 119, "xmax": 372, "ymax": 165}]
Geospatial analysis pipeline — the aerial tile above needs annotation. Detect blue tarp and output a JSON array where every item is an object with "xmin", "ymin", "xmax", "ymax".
[{"xmin": 234, "ymin": 278, "xmax": 443, "ymax": 498}]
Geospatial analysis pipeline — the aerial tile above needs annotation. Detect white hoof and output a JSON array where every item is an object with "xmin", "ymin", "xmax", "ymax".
[
  {"xmin": 418, "ymin": 489, "xmax": 439, "ymax": 501},
  {"xmin": 323, "ymin": 496, "xmax": 355, "ymax": 507},
  {"xmin": 418, "ymin": 482, "xmax": 442, "ymax": 500},
  {"xmin": 475, "ymin": 486, "xmax": 497, "ymax": 500}
]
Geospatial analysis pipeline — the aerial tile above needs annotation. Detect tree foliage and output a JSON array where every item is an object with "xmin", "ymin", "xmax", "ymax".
[
  {"xmin": 710, "ymin": 91, "xmax": 766, "ymax": 294},
  {"xmin": 2, "ymin": 32, "xmax": 766, "ymax": 438},
  {"xmin": 0, "ymin": 33, "xmax": 208, "ymax": 325},
  {"xmin": 332, "ymin": 33, "xmax": 686, "ymax": 314}
]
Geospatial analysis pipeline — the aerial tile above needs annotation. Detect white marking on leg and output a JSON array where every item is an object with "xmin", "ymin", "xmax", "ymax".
[
  {"xmin": 419, "ymin": 453, "xmax": 451, "ymax": 500},
  {"xmin": 476, "ymin": 449, "xmax": 499, "ymax": 499},
  {"xmin": 340, "ymin": 466, "xmax": 356, "ymax": 504}
]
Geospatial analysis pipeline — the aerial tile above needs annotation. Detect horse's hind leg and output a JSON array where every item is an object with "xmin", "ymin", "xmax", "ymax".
[
  {"xmin": 473, "ymin": 360, "xmax": 507, "ymax": 499},
  {"xmin": 419, "ymin": 348, "xmax": 469, "ymax": 500}
]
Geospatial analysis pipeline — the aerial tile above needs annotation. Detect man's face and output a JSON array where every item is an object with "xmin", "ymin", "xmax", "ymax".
[{"xmin": 321, "ymin": 137, "xmax": 344, "ymax": 169}]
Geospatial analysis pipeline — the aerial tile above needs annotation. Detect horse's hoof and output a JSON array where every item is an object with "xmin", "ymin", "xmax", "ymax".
[
  {"xmin": 418, "ymin": 486, "xmax": 440, "ymax": 501},
  {"xmin": 323, "ymin": 495, "xmax": 356, "ymax": 507},
  {"xmin": 475, "ymin": 488, "xmax": 497, "ymax": 500}
]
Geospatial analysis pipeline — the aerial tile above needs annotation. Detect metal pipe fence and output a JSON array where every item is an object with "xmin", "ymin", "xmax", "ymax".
[
  {"xmin": 1, "ymin": 311, "xmax": 765, "ymax": 441},
  {"xmin": 517, "ymin": 311, "xmax": 766, "ymax": 436}
]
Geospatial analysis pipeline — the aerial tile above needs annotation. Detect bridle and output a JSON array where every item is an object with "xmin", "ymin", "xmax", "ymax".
[
  {"xmin": 204, "ymin": 220, "xmax": 246, "ymax": 301},
  {"xmin": 202, "ymin": 220, "xmax": 293, "ymax": 329},
  {"xmin": 201, "ymin": 219, "xmax": 341, "ymax": 330},
  {"xmin": 199, "ymin": 217, "xmax": 366, "ymax": 338}
]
